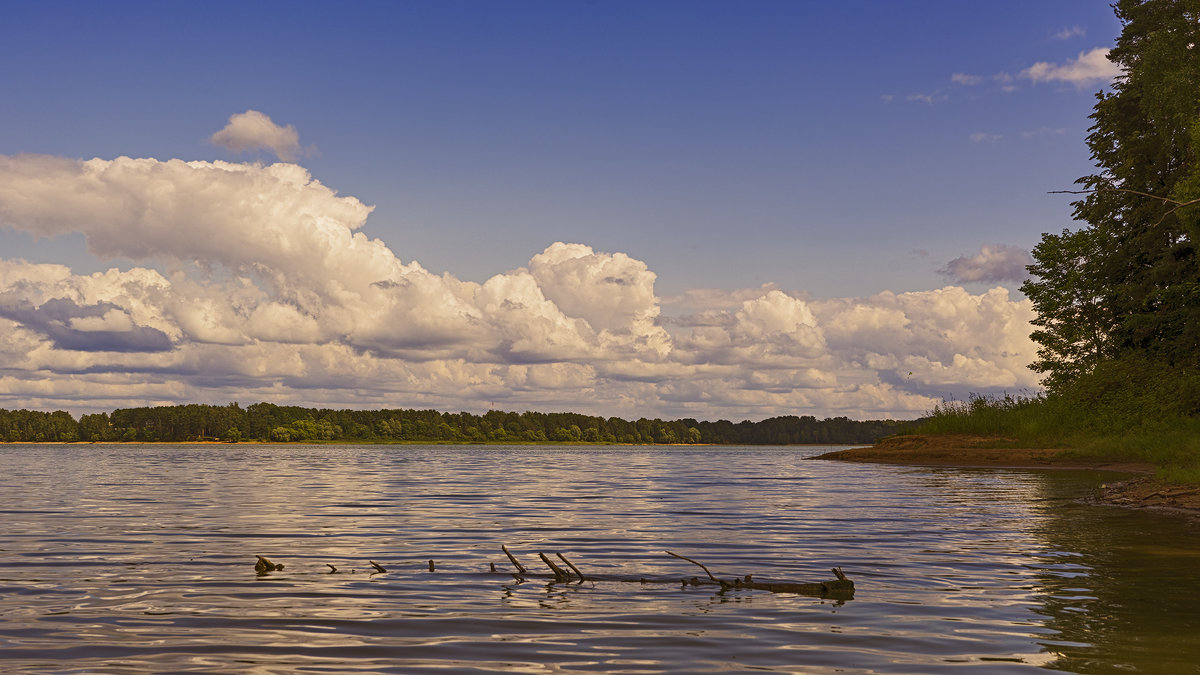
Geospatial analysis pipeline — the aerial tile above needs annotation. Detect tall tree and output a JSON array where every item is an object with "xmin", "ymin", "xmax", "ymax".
[{"xmin": 1023, "ymin": 0, "xmax": 1200, "ymax": 390}]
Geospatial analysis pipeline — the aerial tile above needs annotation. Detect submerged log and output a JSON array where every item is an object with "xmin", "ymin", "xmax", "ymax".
[
  {"xmin": 253, "ymin": 548, "xmax": 852, "ymax": 600},
  {"xmin": 681, "ymin": 574, "xmax": 854, "ymax": 597},
  {"xmin": 499, "ymin": 547, "xmax": 854, "ymax": 599}
]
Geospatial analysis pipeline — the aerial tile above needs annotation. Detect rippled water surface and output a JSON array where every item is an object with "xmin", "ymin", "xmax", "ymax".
[{"xmin": 2, "ymin": 444, "xmax": 1199, "ymax": 673}]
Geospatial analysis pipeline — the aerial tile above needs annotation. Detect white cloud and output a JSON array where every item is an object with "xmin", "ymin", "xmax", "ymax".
[
  {"xmin": 992, "ymin": 72, "xmax": 1018, "ymax": 92},
  {"xmin": 951, "ymin": 72, "xmax": 982, "ymax": 86},
  {"xmin": 527, "ymin": 242, "xmax": 668, "ymax": 357},
  {"xmin": 1053, "ymin": 26, "xmax": 1085, "ymax": 40},
  {"xmin": 1021, "ymin": 126, "xmax": 1066, "ymax": 139},
  {"xmin": 0, "ymin": 151, "xmax": 1044, "ymax": 420},
  {"xmin": 210, "ymin": 110, "xmax": 304, "ymax": 160},
  {"xmin": 938, "ymin": 244, "xmax": 1033, "ymax": 284},
  {"xmin": 1022, "ymin": 47, "xmax": 1122, "ymax": 86},
  {"xmin": 814, "ymin": 286, "xmax": 1039, "ymax": 395},
  {"xmin": 969, "ymin": 132, "xmax": 1003, "ymax": 143}
]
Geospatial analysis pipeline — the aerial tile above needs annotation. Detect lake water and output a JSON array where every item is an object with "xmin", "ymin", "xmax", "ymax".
[{"xmin": 2, "ymin": 444, "xmax": 1198, "ymax": 674}]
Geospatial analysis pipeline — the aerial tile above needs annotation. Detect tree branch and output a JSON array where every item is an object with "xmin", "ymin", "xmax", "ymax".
[{"xmin": 1049, "ymin": 187, "xmax": 1200, "ymax": 227}]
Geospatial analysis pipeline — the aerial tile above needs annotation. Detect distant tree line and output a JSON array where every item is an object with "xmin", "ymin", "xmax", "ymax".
[{"xmin": 0, "ymin": 402, "xmax": 907, "ymax": 445}]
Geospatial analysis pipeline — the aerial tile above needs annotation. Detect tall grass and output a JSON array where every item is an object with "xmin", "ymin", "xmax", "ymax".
[
  {"xmin": 902, "ymin": 392, "xmax": 1091, "ymax": 448},
  {"xmin": 906, "ymin": 356, "xmax": 1200, "ymax": 482}
]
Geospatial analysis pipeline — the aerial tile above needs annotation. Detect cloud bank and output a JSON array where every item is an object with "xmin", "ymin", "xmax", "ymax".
[{"xmin": 0, "ymin": 153, "xmax": 1041, "ymax": 420}]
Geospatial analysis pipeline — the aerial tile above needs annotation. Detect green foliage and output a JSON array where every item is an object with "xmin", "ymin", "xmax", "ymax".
[
  {"xmin": 911, "ymin": 358, "xmax": 1200, "ymax": 480},
  {"xmin": 1052, "ymin": 353, "xmax": 1200, "ymax": 432},
  {"xmin": 1023, "ymin": 0, "xmax": 1200, "ymax": 390},
  {"xmin": 1023, "ymin": 228, "xmax": 1115, "ymax": 391},
  {"xmin": 906, "ymin": 392, "xmax": 1058, "ymax": 443},
  {"xmin": 915, "ymin": 358, "xmax": 1200, "ymax": 440},
  {"xmin": 0, "ymin": 408, "xmax": 80, "ymax": 443},
  {"xmin": 0, "ymin": 402, "xmax": 907, "ymax": 446},
  {"xmin": 1004, "ymin": 0, "xmax": 1200, "ymax": 481}
]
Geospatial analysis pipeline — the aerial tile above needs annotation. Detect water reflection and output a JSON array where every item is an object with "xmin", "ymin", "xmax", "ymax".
[
  {"xmin": 2, "ymin": 444, "xmax": 1200, "ymax": 673},
  {"xmin": 1024, "ymin": 484, "xmax": 1200, "ymax": 673}
]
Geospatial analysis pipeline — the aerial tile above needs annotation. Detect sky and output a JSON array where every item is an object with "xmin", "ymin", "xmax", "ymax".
[{"xmin": 0, "ymin": 1, "xmax": 1124, "ymax": 421}]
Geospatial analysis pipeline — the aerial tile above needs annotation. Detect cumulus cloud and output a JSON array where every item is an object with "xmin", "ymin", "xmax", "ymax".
[
  {"xmin": 0, "ymin": 155, "xmax": 380, "ymax": 294},
  {"xmin": 0, "ymin": 296, "xmax": 172, "ymax": 353},
  {"xmin": 210, "ymin": 110, "xmax": 304, "ymax": 160},
  {"xmin": 814, "ymin": 286, "xmax": 1038, "ymax": 395},
  {"xmin": 0, "ymin": 150, "xmax": 1043, "ymax": 420},
  {"xmin": 938, "ymin": 244, "xmax": 1033, "ymax": 284},
  {"xmin": 1022, "ymin": 47, "xmax": 1122, "ymax": 86},
  {"xmin": 951, "ymin": 72, "xmax": 982, "ymax": 86}
]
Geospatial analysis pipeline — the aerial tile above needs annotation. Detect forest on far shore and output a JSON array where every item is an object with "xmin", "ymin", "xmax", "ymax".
[{"xmin": 0, "ymin": 402, "xmax": 907, "ymax": 446}]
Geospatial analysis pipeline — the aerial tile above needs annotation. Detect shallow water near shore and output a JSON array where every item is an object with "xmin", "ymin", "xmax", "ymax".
[{"xmin": 2, "ymin": 444, "xmax": 1198, "ymax": 673}]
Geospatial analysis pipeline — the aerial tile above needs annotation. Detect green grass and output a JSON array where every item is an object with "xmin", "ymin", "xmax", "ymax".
[
  {"xmin": 906, "ymin": 359, "xmax": 1200, "ymax": 484},
  {"xmin": 900, "ymin": 393, "xmax": 1066, "ymax": 444}
]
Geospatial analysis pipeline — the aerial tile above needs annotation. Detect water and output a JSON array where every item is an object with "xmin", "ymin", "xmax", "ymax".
[{"xmin": 1, "ymin": 444, "xmax": 1198, "ymax": 674}]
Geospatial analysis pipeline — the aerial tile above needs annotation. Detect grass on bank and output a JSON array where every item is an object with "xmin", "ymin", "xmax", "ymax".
[{"xmin": 901, "ymin": 356, "xmax": 1200, "ymax": 483}]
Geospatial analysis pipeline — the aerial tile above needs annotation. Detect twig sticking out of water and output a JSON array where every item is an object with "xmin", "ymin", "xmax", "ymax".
[
  {"xmin": 665, "ymin": 550, "xmax": 719, "ymax": 583},
  {"xmin": 538, "ymin": 552, "xmax": 571, "ymax": 581},
  {"xmin": 502, "ymin": 545, "xmax": 528, "ymax": 575},
  {"xmin": 557, "ymin": 552, "xmax": 586, "ymax": 582},
  {"xmin": 369, "ymin": 560, "xmax": 387, "ymax": 574},
  {"xmin": 326, "ymin": 564, "xmax": 339, "ymax": 574},
  {"xmin": 428, "ymin": 560, "xmax": 436, "ymax": 572}
]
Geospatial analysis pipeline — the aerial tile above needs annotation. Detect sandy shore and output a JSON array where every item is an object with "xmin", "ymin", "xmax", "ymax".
[{"xmin": 813, "ymin": 434, "xmax": 1200, "ymax": 518}]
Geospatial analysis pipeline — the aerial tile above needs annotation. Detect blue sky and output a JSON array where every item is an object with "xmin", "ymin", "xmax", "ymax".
[{"xmin": 0, "ymin": 1, "xmax": 1123, "ymax": 420}]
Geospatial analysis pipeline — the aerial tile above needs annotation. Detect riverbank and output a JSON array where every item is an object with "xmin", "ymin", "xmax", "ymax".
[{"xmin": 813, "ymin": 434, "xmax": 1200, "ymax": 518}]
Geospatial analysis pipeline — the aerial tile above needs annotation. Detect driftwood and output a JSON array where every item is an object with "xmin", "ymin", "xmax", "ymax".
[
  {"xmin": 499, "ymin": 547, "xmax": 854, "ymax": 599},
  {"xmin": 557, "ymin": 552, "xmax": 586, "ymax": 582},
  {"xmin": 501, "ymin": 545, "xmax": 527, "ymax": 574},
  {"xmin": 250, "ymin": 547, "xmax": 854, "ymax": 599},
  {"xmin": 537, "ymin": 552, "xmax": 571, "ymax": 581},
  {"xmin": 1142, "ymin": 487, "xmax": 1200, "ymax": 501},
  {"xmin": 666, "ymin": 550, "xmax": 719, "ymax": 582}
]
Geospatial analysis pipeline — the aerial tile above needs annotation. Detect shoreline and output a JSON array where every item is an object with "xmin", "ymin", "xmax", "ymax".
[{"xmin": 813, "ymin": 434, "xmax": 1200, "ymax": 519}]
